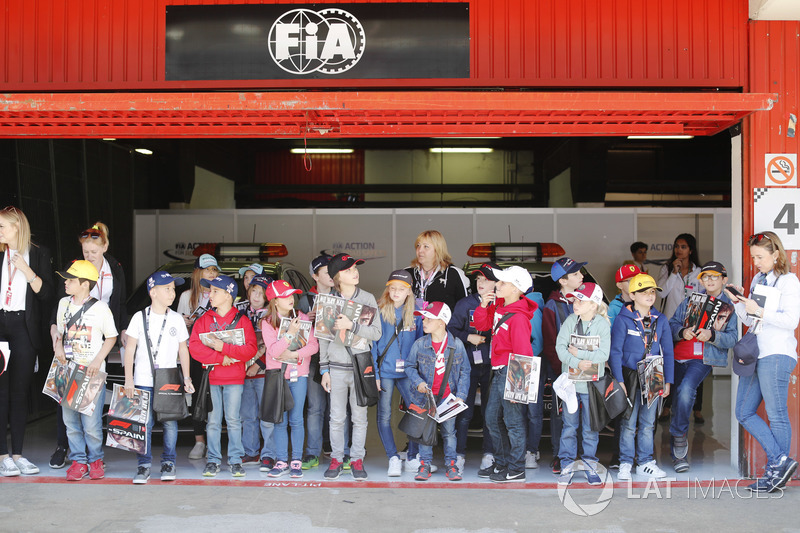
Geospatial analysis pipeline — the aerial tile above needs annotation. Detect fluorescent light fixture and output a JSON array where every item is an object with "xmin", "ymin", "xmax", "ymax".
[
  {"xmin": 134, "ymin": 148, "xmax": 153, "ymax": 155},
  {"xmin": 290, "ymin": 148, "xmax": 354, "ymax": 154},
  {"xmin": 102, "ymin": 138, "xmax": 116, "ymax": 141},
  {"xmin": 429, "ymin": 147, "xmax": 494, "ymax": 154},
  {"xmin": 627, "ymin": 135, "xmax": 694, "ymax": 140}
]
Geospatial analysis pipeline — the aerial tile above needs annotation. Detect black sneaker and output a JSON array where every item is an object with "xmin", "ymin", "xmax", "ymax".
[
  {"xmin": 770, "ymin": 455, "xmax": 798, "ymax": 492},
  {"xmin": 161, "ymin": 462, "xmax": 176, "ymax": 481},
  {"xmin": 132, "ymin": 465, "xmax": 150, "ymax": 485},
  {"xmin": 259, "ymin": 457, "xmax": 275, "ymax": 472},
  {"xmin": 477, "ymin": 463, "xmax": 502, "ymax": 479},
  {"xmin": 350, "ymin": 459, "xmax": 368, "ymax": 481},
  {"xmin": 324, "ymin": 458, "xmax": 343, "ymax": 480},
  {"xmin": 609, "ymin": 455, "xmax": 620, "ymax": 470},
  {"xmin": 551, "ymin": 457, "xmax": 562, "ymax": 474},
  {"xmin": 673, "ymin": 457, "xmax": 690, "ymax": 473},
  {"xmin": 491, "ymin": 469, "xmax": 525, "ymax": 483},
  {"xmin": 415, "ymin": 461, "xmax": 432, "ymax": 481},
  {"xmin": 50, "ymin": 446, "xmax": 67, "ymax": 469}
]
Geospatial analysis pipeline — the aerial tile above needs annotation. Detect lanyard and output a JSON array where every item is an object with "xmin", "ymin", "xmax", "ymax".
[
  {"xmin": 4, "ymin": 251, "xmax": 18, "ymax": 306},
  {"xmin": 575, "ymin": 316, "xmax": 595, "ymax": 336},
  {"xmin": 632, "ymin": 309, "xmax": 657, "ymax": 355},
  {"xmin": 144, "ymin": 308, "xmax": 168, "ymax": 361},
  {"xmin": 63, "ymin": 297, "xmax": 90, "ymax": 342},
  {"xmin": 434, "ymin": 335, "xmax": 448, "ymax": 361},
  {"xmin": 416, "ymin": 267, "xmax": 439, "ymax": 300}
]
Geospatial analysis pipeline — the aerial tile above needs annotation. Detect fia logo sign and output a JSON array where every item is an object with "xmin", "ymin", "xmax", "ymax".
[{"xmin": 268, "ymin": 8, "xmax": 365, "ymax": 75}]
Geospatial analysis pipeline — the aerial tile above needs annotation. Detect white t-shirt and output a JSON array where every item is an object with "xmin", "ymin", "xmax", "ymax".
[
  {"xmin": 126, "ymin": 308, "xmax": 190, "ymax": 387},
  {"xmin": 56, "ymin": 296, "xmax": 118, "ymax": 369},
  {"xmin": 90, "ymin": 257, "xmax": 113, "ymax": 305},
  {"xmin": 1, "ymin": 249, "xmax": 29, "ymax": 312},
  {"xmin": 177, "ymin": 290, "xmax": 209, "ymax": 317}
]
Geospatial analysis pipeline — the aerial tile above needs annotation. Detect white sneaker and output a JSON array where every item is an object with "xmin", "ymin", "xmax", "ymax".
[
  {"xmin": 636, "ymin": 460, "xmax": 666, "ymax": 478},
  {"xmin": 188, "ymin": 441, "xmax": 206, "ymax": 460},
  {"xmin": 480, "ymin": 453, "xmax": 494, "ymax": 471},
  {"xmin": 14, "ymin": 457, "xmax": 39, "ymax": 475},
  {"xmin": 617, "ymin": 462, "xmax": 633, "ymax": 481},
  {"xmin": 387, "ymin": 456, "xmax": 402, "ymax": 477},
  {"xmin": 455, "ymin": 455, "xmax": 466, "ymax": 476},
  {"xmin": 0, "ymin": 457, "xmax": 21, "ymax": 477},
  {"xmin": 525, "ymin": 451, "xmax": 540, "ymax": 469},
  {"xmin": 404, "ymin": 457, "xmax": 421, "ymax": 473}
]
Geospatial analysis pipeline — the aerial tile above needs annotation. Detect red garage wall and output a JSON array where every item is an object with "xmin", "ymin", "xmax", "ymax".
[
  {"xmin": 744, "ymin": 19, "xmax": 800, "ymax": 477},
  {"xmin": 0, "ymin": 0, "xmax": 748, "ymax": 91}
]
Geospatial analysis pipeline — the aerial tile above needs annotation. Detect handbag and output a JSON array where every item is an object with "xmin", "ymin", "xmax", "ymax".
[
  {"xmin": 398, "ymin": 346, "xmax": 455, "ymax": 447},
  {"xmin": 621, "ymin": 366, "xmax": 640, "ymax": 419},
  {"xmin": 348, "ymin": 347, "xmax": 380, "ymax": 407},
  {"xmin": 260, "ymin": 364, "xmax": 295, "ymax": 424},
  {"xmin": 191, "ymin": 367, "xmax": 213, "ymax": 422},
  {"xmin": 591, "ymin": 372, "xmax": 631, "ymax": 421},
  {"xmin": 142, "ymin": 310, "xmax": 189, "ymax": 422},
  {"xmin": 587, "ymin": 380, "xmax": 610, "ymax": 432}
]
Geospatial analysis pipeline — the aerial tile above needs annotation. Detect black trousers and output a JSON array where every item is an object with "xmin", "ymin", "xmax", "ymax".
[{"xmin": 0, "ymin": 310, "xmax": 37, "ymax": 455}]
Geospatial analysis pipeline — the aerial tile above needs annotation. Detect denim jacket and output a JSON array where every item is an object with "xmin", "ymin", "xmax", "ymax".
[
  {"xmin": 669, "ymin": 292, "xmax": 738, "ymax": 367},
  {"xmin": 405, "ymin": 332, "xmax": 470, "ymax": 405}
]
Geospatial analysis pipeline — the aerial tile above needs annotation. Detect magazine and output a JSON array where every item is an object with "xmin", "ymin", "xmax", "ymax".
[
  {"xmin": 42, "ymin": 357, "xmax": 70, "ymax": 403},
  {"xmin": 568, "ymin": 334, "xmax": 601, "ymax": 380},
  {"xmin": 62, "ymin": 363, "xmax": 107, "ymax": 416},
  {"xmin": 750, "ymin": 285, "xmax": 780, "ymax": 334},
  {"xmin": 278, "ymin": 317, "xmax": 313, "ymax": 351},
  {"xmin": 107, "ymin": 383, "xmax": 151, "ymax": 424},
  {"xmin": 189, "ymin": 303, "xmax": 210, "ymax": 321},
  {"xmin": 235, "ymin": 299, "xmax": 250, "ymax": 313},
  {"xmin": 637, "ymin": 355, "xmax": 665, "ymax": 408},
  {"xmin": 503, "ymin": 353, "xmax": 541, "ymax": 404},
  {"xmin": 314, "ymin": 294, "xmax": 342, "ymax": 341},
  {"xmin": 199, "ymin": 328, "xmax": 246, "ymax": 347},
  {"xmin": 568, "ymin": 363, "xmax": 600, "ymax": 382},
  {"xmin": 348, "ymin": 303, "xmax": 377, "ymax": 351},
  {"xmin": 683, "ymin": 292, "xmax": 735, "ymax": 333},
  {"xmin": 434, "ymin": 393, "xmax": 468, "ymax": 423}
]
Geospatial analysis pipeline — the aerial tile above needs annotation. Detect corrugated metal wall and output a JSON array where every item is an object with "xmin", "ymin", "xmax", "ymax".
[
  {"xmin": 743, "ymin": 20, "xmax": 800, "ymax": 478},
  {"xmin": 0, "ymin": 0, "xmax": 748, "ymax": 91}
]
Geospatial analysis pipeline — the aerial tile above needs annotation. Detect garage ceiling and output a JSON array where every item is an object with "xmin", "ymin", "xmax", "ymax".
[{"xmin": 0, "ymin": 92, "xmax": 775, "ymax": 139}]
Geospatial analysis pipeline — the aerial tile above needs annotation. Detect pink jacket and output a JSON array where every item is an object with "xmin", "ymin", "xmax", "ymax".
[{"xmin": 261, "ymin": 311, "xmax": 319, "ymax": 379}]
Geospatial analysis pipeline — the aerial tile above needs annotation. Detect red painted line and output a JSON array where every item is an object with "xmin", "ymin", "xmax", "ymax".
[{"xmin": 1, "ymin": 476, "xmax": 781, "ymax": 490}]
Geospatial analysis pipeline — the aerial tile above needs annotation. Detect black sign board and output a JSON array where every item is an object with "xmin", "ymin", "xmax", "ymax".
[{"xmin": 166, "ymin": 3, "xmax": 469, "ymax": 80}]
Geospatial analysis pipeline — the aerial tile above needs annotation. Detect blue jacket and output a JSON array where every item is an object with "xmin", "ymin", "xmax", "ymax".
[
  {"xmin": 370, "ymin": 306, "xmax": 423, "ymax": 381},
  {"xmin": 669, "ymin": 292, "xmax": 737, "ymax": 367},
  {"xmin": 608, "ymin": 294, "xmax": 629, "ymax": 326},
  {"xmin": 448, "ymin": 294, "xmax": 491, "ymax": 367},
  {"xmin": 526, "ymin": 291, "xmax": 545, "ymax": 357},
  {"xmin": 405, "ymin": 331, "xmax": 470, "ymax": 404},
  {"xmin": 609, "ymin": 303, "xmax": 674, "ymax": 384}
]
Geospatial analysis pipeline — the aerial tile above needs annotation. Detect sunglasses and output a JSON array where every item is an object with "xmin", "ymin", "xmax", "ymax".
[
  {"xmin": 80, "ymin": 229, "xmax": 102, "ymax": 240},
  {"xmin": 748, "ymin": 233, "xmax": 774, "ymax": 247}
]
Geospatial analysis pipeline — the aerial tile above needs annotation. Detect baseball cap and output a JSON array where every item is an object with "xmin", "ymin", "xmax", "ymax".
[
  {"xmin": 194, "ymin": 254, "xmax": 219, "ymax": 270},
  {"xmin": 553, "ymin": 373, "xmax": 578, "ymax": 414},
  {"xmin": 265, "ymin": 280, "xmax": 302, "ymax": 301},
  {"xmin": 732, "ymin": 334, "xmax": 758, "ymax": 377},
  {"xmin": 57, "ymin": 260, "xmax": 99, "ymax": 282},
  {"xmin": 628, "ymin": 273, "xmax": 662, "ymax": 293},
  {"xmin": 248, "ymin": 275, "xmax": 274, "ymax": 291},
  {"xmin": 698, "ymin": 261, "xmax": 727, "ymax": 279},
  {"xmin": 494, "ymin": 265, "xmax": 533, "ymax": 293},
  {"xmin": 472, "ymin": 262, "xmax": 499, "ymax": 281},
  {"xmin": 238, "ymin": 263, "xmax": 264, "ymax": 277},
  {"xmin": 386, "ymin": 269, "xmax": 413, "ymax": 287},
  {"xmin": 327, "ymin": 253, "xmax": 365, "ymax": 279},
  {"xmin": 615, "ymin": 264, "xmax": 641, "ymax": 283},
  {"xmin": 147, "ymin": 271, "xmax": 186, "ymax": 290},
  {"xmin": 200, "ymin": 274, "xmax": 238, "ymax": 300},
  {"xmin": 309, "ymin": 254, "xmax": 331, "ymax": 277},
  {"xmin": 414, "ymin": 301, "xmax": 452, "ymax": 325},
  {"xmin": 551, "ymin": 257, "xmax": 587, "ymax": 281},
  {"xmin": 567, "ymin": 282, "xmax": 604, "ymax": 305}
]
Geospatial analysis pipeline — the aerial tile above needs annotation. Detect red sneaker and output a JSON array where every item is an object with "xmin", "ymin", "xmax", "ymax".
[
  {"xmin": 88, "ymin": 459, "xmax": 105, "ymax": 480},
  {"xmin": 66, "ymin": 462, "xmax": 89, "ymax": 481}
]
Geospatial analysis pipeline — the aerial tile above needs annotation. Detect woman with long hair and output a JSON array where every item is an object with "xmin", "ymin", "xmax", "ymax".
[
  {"xmin": 0, "ymin": 206, "xmax": 54, "ymax": 476},
  {"xmin": 405, "ymin": 230, "xmax": 469, "ymax": 312},
  {"xmin": 658, "ymin": 233, "xmax": 702, "ymax": 320},
  {"xmin": 727, "ymin": 231, "xmax": 800, "ymax": 493}
]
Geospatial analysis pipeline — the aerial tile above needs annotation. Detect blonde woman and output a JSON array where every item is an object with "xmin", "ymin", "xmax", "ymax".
[{"xmin": 405, "ymin": 230, "xmax": 468, "ymax": 311}]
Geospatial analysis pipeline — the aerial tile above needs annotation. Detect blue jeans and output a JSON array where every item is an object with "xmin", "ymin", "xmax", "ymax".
[
  {"xmin": 736, "ymin": 354, "xmax": 797, "ymax": 465},
  {"xmin": 273, "ymin": 377, "xmax": 308, "ymax": 462},
  {"xmin": 456, "ymin": 363, "xmax": 492, "ymax": 455},
  {"xmin": 620, "ymin": 385, "xmax": 658, "ymax": 465},
  {"xmin": 136, "ymin": 386, "xmax": 178, "ymax": 467},
  {"xmin": 485, "ymin": 367, "xmax": 527, "ymax": 473},
  {"xmin": 63, "ymin": 384, "xmax": 106, "ymax": 464},
  {"xmin": 240, "ymin": 377, "xmax": 274, "ymax": 458},
  {"xmin": 419, "ymin": 417, "xmax": 457, "ymax": 464},
  {"xmin": 559, "ymin": 392, "xmax": 599, "ymax": 469},
  {"xmin": 670, "ymin": 360, "xmax": 712, "ymax": 440},
  {"xmin": 377, "ymin": 376, "xmax": 418, "ymax": 459},
  {"xmin": 305, "ymin": 375, "xmax": 350, "ymax": 457},
  {"xmin": 207, "ymin": 384, "xmax": 244, "ymax": 465},
  {"xmin": 527, "ymin": 367, "xmax": 563, "ymax": 456}
]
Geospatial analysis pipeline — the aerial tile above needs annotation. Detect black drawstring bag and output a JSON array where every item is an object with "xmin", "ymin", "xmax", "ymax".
[
  {"xmin": 191, "ymin": 367, "xmax": 213, "ymax": 422},
  {"xmin": 260, "ymin": 364, "xmax": 295, "ymax": 424}
]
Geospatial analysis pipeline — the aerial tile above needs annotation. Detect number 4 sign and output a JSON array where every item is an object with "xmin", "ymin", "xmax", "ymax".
[{"xmin": 754, "ymin": 188, "xmax": 800, "ymax": 249}]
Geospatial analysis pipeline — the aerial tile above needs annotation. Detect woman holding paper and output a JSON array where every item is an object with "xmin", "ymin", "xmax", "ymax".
[{"xmin": 727, "ymin": 231, "xmax": 800, "ymax": 494}]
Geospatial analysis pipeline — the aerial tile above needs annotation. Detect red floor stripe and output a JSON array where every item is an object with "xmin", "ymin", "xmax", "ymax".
[{"xmin": 0, "ymin": 475, "xmax": 769, "ymax": 490}]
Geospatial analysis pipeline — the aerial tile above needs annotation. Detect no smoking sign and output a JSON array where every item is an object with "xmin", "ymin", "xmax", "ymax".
[{"xmin": 765, "ymin": 153, "xmax": 797, "ymax": 186}]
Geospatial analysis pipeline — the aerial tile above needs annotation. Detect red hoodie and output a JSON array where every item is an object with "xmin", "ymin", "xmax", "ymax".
[
  {"xmin": 472, "ymin": 297, "xmax": 537, "ymax": 367},
  {"xmin": 189, "ymin": 307, "xmax": 258, "ymax": 385}
]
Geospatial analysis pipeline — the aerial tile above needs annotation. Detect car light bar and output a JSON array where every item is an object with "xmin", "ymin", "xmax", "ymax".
[
  {"xmin": 467, "ymin": 242, "xmax": 565, "ymax": 261},
  {"xmin": 192, "ymin": 243, "xmax": 288, "ymax": 259}
]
